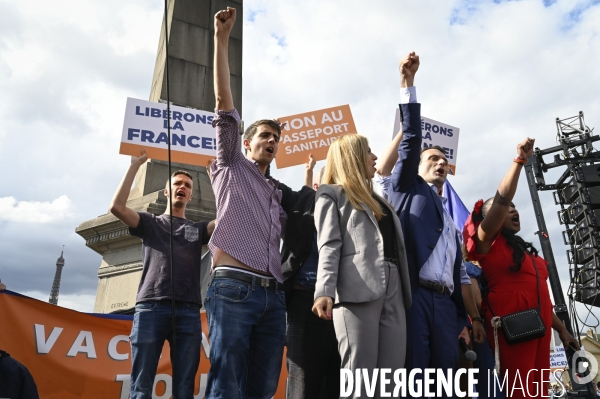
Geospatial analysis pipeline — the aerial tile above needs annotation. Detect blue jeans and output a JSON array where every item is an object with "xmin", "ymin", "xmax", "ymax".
[
  {"xmin": 129, "ymin": 300, "xmax": 201, "ymax": 399},
  {"xmin": 204, "ymin": 277, "xmax": 286, "ymax": 399}
]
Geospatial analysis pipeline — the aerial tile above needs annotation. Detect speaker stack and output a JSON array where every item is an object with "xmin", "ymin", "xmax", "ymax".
[{"xmin": 556, "ymin": 164, "xmax": 600, "ymax": 306}]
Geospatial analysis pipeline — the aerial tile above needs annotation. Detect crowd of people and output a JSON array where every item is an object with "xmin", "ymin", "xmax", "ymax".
[{"xmin": 103, "ymin": 6, "xmax": 585, "ymax": 399}]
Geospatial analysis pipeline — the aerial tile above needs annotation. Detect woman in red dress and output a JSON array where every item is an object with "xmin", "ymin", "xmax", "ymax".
[{"xmin": 462, "ymin": 137, "xmax": 578, "ymax": 398}]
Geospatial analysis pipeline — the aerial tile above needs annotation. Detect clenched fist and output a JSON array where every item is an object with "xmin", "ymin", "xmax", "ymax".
[
  {"xmin": 399, "ymin": 52, "xmax": 420, "ymax": 88},
  {"xmin": 214, "ymin": 7, "xmax": 236, "ymax": 36},
  {"xmin": 516, "ymin": 137, "xmax": 535, "ymax": 160}
]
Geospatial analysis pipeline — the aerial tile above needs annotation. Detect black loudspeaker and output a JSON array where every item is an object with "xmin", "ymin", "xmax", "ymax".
[
  {"xmin": 577, "ymin": 258, "xmax": 600, "ymax": 284},
  {"xmin": 563, "ymin": 215, "xmax": 600, "ymax": 245},
  {"xmin": 574, "ymin": 257, "xmax": 600, "ymax": 306},
  {"xmin": 579, "ymin": 164, "xmax": 600, "ymax": 184},
  {"xmin": 555, "ymin": 179, "xmax": 600, "ymax": 206},
  {"xmin": 575, "ymin": 237, "xmax": 598, "ymax": 264}
]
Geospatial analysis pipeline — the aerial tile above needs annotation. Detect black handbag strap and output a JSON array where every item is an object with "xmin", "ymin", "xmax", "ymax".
[{"xmin": 487, "ymin": 252, "xmax": 541, "ymax": 317}]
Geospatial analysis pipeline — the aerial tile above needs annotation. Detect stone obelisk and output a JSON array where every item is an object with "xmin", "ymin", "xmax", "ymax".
[{"xmin": 75, "ymin": 0, "xmax": 243, "ymax": 313}]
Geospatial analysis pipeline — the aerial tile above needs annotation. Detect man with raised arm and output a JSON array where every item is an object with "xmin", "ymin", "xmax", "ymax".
[
  {"xmin": 204, "ymin": 7, "xmax": 288, "ymax": 399},
  {"xmin": 385, "ymin": 52, "xmax": 485, "ymax": 398},
  {"xmin": 110, "ymin": 150, "xmax": 214, "ymax": 399}
]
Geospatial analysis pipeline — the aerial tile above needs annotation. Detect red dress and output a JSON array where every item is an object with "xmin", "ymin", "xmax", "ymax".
[{"xmin": 465, "ymin": 227, "xmax": 553, "ymax": 399}]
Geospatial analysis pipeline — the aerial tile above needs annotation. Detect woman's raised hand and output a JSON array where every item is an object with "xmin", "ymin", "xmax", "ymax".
[{"xmin": 517, "ymin": 137, "xmax": 535, "ymax": 160}]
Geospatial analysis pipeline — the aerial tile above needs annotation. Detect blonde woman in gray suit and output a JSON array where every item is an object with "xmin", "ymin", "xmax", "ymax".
[{"xmin": 312, "ymin": 134, "xmax": 412, "ymax": 387}]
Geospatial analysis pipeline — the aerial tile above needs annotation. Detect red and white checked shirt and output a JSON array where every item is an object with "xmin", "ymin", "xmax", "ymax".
[{"xmin": 208, "ymin": 109, "xmax": 287, "ymax": 282}]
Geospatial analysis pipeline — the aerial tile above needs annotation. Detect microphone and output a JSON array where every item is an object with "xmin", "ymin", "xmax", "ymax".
[{"xmin": 459, "ymin": 337, "xmax": 477, "ymax": 362}]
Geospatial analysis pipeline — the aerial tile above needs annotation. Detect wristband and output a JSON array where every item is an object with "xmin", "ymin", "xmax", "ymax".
[
  {"xmin": 472, "ymin": 317, "xmax": 484, "ymax": 325},
  {"xmin": 513, "ymin": 156, "xmax": 527, "ymax": 165}
]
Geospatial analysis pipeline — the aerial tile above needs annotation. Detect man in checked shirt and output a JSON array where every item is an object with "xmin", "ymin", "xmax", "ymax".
[{"xmin": 203, "ymin": 7, "xmax": 288, "ymax": 399}]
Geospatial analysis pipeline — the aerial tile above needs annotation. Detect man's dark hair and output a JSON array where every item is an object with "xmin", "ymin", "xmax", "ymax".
[
  {"xmin": 243, "ymin": 120, "xmax": 282, "ymax": 142},
  {"xmin": 172, "ymin": 170, "xmax": 192, "ymax": 178},
  {"xmin": 167, "ymin": 170, "xmax": 193, "ymax": 184},
  {"xmin": 420, "ymin": 145, "xmax": 446, "ymax": 156}
]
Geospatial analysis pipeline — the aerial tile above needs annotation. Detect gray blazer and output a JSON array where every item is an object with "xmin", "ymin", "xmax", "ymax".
[{"xmin": 314, "ymin": 184, "xmax": 412, "ymax": 306}]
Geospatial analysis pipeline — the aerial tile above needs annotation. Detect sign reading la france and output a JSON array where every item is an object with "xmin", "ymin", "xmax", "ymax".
[
  {"xmin": 393, "ymin": 109, "xmax": 460, "ymax": 174},
  {"xmin": 120, "ymin": 98, "xmax": 217, "ymax": 166}
]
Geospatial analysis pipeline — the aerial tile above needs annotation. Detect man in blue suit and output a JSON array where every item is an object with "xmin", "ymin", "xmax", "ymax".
[{"xmin": 386, "ymin": 52, "xmax": 485, "ymax": 397}]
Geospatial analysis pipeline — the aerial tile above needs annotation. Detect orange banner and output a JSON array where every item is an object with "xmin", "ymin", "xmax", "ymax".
[
  {"xmin": 276, "ymin": 105, "xmax": 357, "ymax": 169},
  {"xmin": 0, "ymin": 291, "xmax": 287, "ymax": 398}
]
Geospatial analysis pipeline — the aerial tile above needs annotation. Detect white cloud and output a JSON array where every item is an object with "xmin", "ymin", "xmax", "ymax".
[
  {"xmin": 0, "ymin": 195, "xmax": 74, "ymax": 223},
  {"xmin": 21, "ymin": 290, "xmax": 97, "ymax": 313},
  {"xmin": 55, "ymin": 293, "xmax": 98, "ymax": 313},
  {"xmin": 104, "ymin": 3, "xmax": 162, "ymax": 57},
  {"xmin": 2, "ymin": 41, "xmax": 50, "ymax": 81}
]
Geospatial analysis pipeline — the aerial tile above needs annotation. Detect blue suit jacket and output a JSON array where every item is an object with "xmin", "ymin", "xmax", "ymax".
[{"xmin": 386, "ymin": 102, "xmax": 467, "ymax": 333}]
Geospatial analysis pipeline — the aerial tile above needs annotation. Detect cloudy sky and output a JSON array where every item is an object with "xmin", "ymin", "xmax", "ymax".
[{"xmin": 1, "ymin": 0, "xmax": 600, "ymax": 328}]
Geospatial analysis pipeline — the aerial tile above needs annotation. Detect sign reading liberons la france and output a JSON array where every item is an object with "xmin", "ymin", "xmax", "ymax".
[
  {"xmin": 120, "ymin": 98, "xmax": 217, "ymax": 166},
  {"xmin": 276, "ymin": 105, "xmax": 357, "ymax": 169},
  {"xmin": 393, "ymin": 108, "xmax": 460, "ymax": 174}
]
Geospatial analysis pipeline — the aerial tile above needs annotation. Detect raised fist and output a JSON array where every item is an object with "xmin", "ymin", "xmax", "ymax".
[
  {"xmin": 214, "ymin": 7, "xmax": 236, "ymax": 35},
  {"xmin": 399, "ymin": 52, "xmax": 420, "ymax": 87},
  {"xmin": 517, "ymin": 137, "xmax": 535, "ymax": 160}
]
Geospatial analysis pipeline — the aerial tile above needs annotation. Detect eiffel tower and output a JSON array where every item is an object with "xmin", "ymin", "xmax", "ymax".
[{"xmin": 49, "ymin": 246, "xmax": 65, "ymax": 305}]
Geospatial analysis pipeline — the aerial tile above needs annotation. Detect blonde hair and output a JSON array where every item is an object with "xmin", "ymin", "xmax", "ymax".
[{"xmin": 322, "ymin": 134, "xmax": 384, "ymax": 220}]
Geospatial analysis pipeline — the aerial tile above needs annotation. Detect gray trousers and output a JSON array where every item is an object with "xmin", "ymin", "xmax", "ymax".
[{"xmin": 333, "ymin": 263, "xmax": 406, "ymax": 398}]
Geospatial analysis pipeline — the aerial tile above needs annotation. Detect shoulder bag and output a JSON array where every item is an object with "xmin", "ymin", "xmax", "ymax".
[{"xmin": 487, "ymin": 253, "xmax": 546, "ymax": 345}]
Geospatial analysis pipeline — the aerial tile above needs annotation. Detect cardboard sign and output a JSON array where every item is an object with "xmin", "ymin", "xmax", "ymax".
[
  {"xmin": 120, "ymin": 98, "xmax": 217, "ymax": 166},
  {"xmin": 0, "ymin": 291, "xmax": 287, "ymax": 399},
  {"xmin": 393, "ymin": 109, "xmax": 460, "ymax": 174},
  {"xmin": 276, "ymin": 105, "xmax": 357, "ymax": 169}
]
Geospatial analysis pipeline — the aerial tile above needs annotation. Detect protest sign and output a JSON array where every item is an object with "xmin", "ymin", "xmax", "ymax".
[
  {"xmin": 120, "ymin": 98, "xmax": 218, "ymax": 167},
  {"xmin": 550, "ymin": 344, "xmax": 569, "ymax": 384},
  {"xmin": 393, "ymin": 109, "xmax": 460, "ymax": 174},
  {"xmin": 0, "ymin": 291, "xmax": 287, "ymax": 399},
  {"xmin": 276, "ymin": 105, "xmax": 357, "ymax": 169},
  {"xmin": 551, "ymin": 344, "xmax": 569, "ymax": 370}
]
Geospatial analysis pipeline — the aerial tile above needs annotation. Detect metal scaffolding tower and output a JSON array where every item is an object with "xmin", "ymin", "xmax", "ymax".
[{"xmin": 525, "ymin": 111, "xmax": 599, "ymax": 398}]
